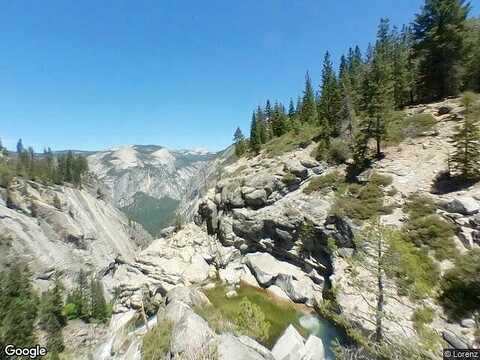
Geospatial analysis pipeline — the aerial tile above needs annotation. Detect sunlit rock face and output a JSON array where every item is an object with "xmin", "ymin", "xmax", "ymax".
[
  {"xmin": 88, "ymin": 145, "xmax": 232, "ymax": 235},
  {"xmin": 0, "ymin": 177, "xmax": 151, "ymax": 290}
]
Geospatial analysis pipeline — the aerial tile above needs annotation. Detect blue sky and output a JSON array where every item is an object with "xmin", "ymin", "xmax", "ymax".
[{"xmin": 1, "ymin": 0, "xmax": 479, "ymax": 152}]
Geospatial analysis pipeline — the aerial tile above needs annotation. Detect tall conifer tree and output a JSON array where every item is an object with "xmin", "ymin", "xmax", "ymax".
[
  {"xmin": 249, "ymin": 112, "xmax": 261, "ymax": 154},
  {"xmin": 299, "ymin": 72, "xmax": 318, "ymax": 124},
  {"xmin": 450, "ymin": 92, "xmax": 480, "ymax": 180},
  {"xmin": 318, "ymin": 51, "xmax": 341, "ymax": 136},
  {"xmin": 413, "ymin": 0, "xmax": 470, "ymax": 100}
]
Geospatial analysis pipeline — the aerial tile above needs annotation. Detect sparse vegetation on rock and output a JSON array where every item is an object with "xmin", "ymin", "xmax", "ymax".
[{"xmin": 142, "ymin": 320, "xmax": 173, "ymax": 360}]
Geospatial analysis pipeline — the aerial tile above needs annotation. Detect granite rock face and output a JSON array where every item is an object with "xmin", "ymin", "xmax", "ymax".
[
  {"xmin": 0, "ymin": 177, "xmax": 151, "ymax": 290},
  {"xmin": 88, "ymin": 145, "xmax": 234, "ymax": 234}
]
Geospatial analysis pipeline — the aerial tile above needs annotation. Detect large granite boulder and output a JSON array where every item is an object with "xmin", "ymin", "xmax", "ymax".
[
  {"xmin": 275, "ymin": 274, "xmax": 314, "ymax": 304},
  {"xmin": 244, "ymin": 189, "xmax": 268, "ymax": 208},
  {"xmin": 271, "ymin": 325, "xmax": 305, "ymax": 360},
  {"xmin": 283, "ymin": 160, "xmax": 309, "ymax": 180},
  {"xmin": 271, "ymin": 325, "xmax": 325, "ymax": 360},
  {"xmin": 245, "ymin": 253, "xmax": 320, "ymax": 305},
  {"xmin": 163, "ymin": 300, "xmax": 193, "ymax": 324},
  {"xmin": 169, "ymin": 312, "xmax": 215, "ymax": 355},
  {"xmin": 444, "ymin": 197, "xmax": 480, "ymax": 215},
  {"xmin": 165, "ymin": 286, "xmax": 210, "ymax": 308},
  {"xmin": 245, "ymin": 253, "xmax": 304, "ymax": 287},
  {"xmin": 217, "ymin": 334, "xmax": 269, "ymax": 360},
  {"xmin": 303, "ymin": 335, "xmax": 325, "ymax": 360}
]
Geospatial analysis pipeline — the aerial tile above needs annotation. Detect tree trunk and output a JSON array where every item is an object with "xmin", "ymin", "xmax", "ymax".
[
  {"xmin": 375, "ymin": 234, "xmax": 384, "ymax": 343},
  {"xmin": 376, "ymin": 117, "xmax": 381, "ymax": 159}
]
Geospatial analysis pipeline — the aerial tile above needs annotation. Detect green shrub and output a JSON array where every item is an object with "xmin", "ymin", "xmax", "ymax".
[
  {"xmin": 412, "ymin": 306, "xmax": 435, "ymax": 326},
  {"xmin": 439, "ymin": 248, "xmax": 480, "ymax": 320},
  {"xmin": 234, "ymin": 297, "xmax": 271, "ymax": 342},
  {"xmin": 402, "ymin": 193, "xmax": 456, "ymax": 261},
  {"xmin": 386, "ymin": 231, "xmax": 440, "ymax": 299},
  {"xmin": 142, "ymin": 320, "xmax": 172, "ymax": 360},
  {"xmin": 303, "ymin": 171, "xmax": 343, "ymax": 195},
  {"xmin": 281, "ymin": 172, "xmax": 298, "ymax": 186},
  {"xmin": 411, "ymin": 306, "xmax": 442, "ymax": 352},
  {"xmin": 369, "ymin": 173, "xmax": 393, "ymax": 187},
  {"xmin": 313, "ymin": 139, "xmax": 329, "ymax": 161},
  {"xmin": 194, "ymin": 304, "xmax": 236, "ymax": 334},
  {"xmin": 0, "ymin": 163, "xmax": 14, "ymax": 188},
  {"xmin": 404, "ymin": 193, "xmax": 437, "ymax": 219},
  {"xmin": 416, "ymin": 325, "xmax": 443, "ymax": 352},
  {"xmin": 404, "ymin": 114, "xmax": 437, "ymax": 137},
  {"xmin": 62, "ymin": 303, "xmax": 79, "ymax": 320},
  {"xmin": 387, "ymin": 112, "xmax": 437, "ymax": 145},
  {"xmin": 332, "ymin": 180, "xmax": 393, "ymax": 221},
  {"xmin": 404, "ymin": 214, "xmax": 456, "ymax": 261},
  {"xmin": 327, "ymin": 138, "xmax": 352, "ymax": 164},
  {"xmin": 264, "ymin": 124, "xmax": 321, "ymax": 157}
]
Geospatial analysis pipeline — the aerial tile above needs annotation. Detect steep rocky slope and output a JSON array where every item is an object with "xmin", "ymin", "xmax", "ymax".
[
  {"xmin": 99, "ymin": 97, "xmax": 480, "ymax": 359},
  {"xmin": 196, "ymin": 98, "xmax": 480, "ymax": 351},
  {"xmin": 88, "ymin": 145, "xmax": 233, "ymax": 236},
  {"xmin": 0, "ymin": 177, "xmax": 151, "ymax": 291},
  {"xmin": 10, "ymin": 99, "xmax": 472, "ymax": 360}
]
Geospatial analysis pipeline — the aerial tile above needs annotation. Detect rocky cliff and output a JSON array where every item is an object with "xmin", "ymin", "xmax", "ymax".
[
  {"xmin": 195, "ymin": 98, "xmax": 480, "ymax": 351},
  {"xmin": 87, "ymin": 145, "xmax": 233, "ymax": 236},
  {"xmin": 0, "ymin": 176, "xmax": 151, "ymax": 291}
]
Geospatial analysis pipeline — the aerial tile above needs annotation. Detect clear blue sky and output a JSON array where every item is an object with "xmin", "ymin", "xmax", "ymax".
[{"xmin": 1, "ymin": 0, "xmax": 479, "ymax": 152}]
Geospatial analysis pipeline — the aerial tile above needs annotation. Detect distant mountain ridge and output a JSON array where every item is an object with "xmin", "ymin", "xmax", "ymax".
[{"xmin": 87, "ymin": 144, "xmax": 229, "ymax": 236}]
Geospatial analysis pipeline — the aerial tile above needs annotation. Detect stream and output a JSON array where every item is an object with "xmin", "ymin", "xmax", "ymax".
[
  {"xmin": 94, "ymin": 287, "xmax": 348, "ymax": 360},
  {"xmin": 298, "ymin": 314, "xmax": 347, "ymax": 360}
]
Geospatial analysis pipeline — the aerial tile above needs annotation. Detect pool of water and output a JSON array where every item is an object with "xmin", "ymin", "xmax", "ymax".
[
  {"xmin": 299, "ymin": 314, "xmax": 347, "ymax": 360},
  {"xmin": 203, "ymin": 283, "xmax": 348, "ymax": 358}
]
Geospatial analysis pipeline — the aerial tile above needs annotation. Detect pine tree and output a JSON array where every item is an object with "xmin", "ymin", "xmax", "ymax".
[
  {"xmin": 255, "ymin": 106, "xmax": 268, "ymax": 144},
  {"xmin": 71, "ymin": 269, "xmax": 90, "ymax": 321},
  {"xmin": 233, "ymin": 127, "xmax": 247, "ymax": 157},
  {"xmin": 271, "ymin": 102, "xmax": 288, "ymax": 137},
  {"xmin": 450, "ymin": 92, "xmax": 480, "ymax": 180},
  {"xmin": 318, "ymin": 51, "xmax": 341, "ymax": 136},
  {"xmin": 393, "ymin": 26, "xmax": 416, "ymax": 107},
  {"xmin": 359, "ymin": 19, "xmax": 395, "ymax": 159},
  {"xmin": 463, "ymin": 19, "xmax": 480, "ymax": 92},
  {"xmin": 16, "ymin": 139, "xmax": 24, "ymax": 154},
  {"xmin": 39, "ymin": 277, "xmax": 66, "ymax": 356},
  {"xmin": 0, "ymin": 264, "xmax": 38, "ymax": 348},
  {"xmin": 288, "ymin": 99, "xmax": 296, "ymax": 118},
  {"xmin": 65, "ymin": 151, "xmax": 74, "ymax": 183},
  {"xmin": 90, "ymin": 278, "xmax": 108, "ymax": 322},
  {"xmin": 265, "ymin": 100, "xmax": 272, "ymax": 120},
  {"xmin": 72, "ymin": 155, "xmax": 88, "ymax": 186},
  {"xmin": 348, "ymin": 45, "xmax": 365, "ymax": 111},
  {"xmin": 249, "ymin": 112, "xmax": 261, "ymax": 154},
  {"xmin": 413, "ymin": 0, "xmax": 471, "ymax": 100},
  {"xmin": 339, "ymin": 55, "xmax": 348, "ymax": 81},
  {"xmin": 339, "ymin": 51, "xmax": 358, "ymax": 140},
  {"xmin": 299, "ymin": 72, "xmax": 318, "ymax": 124},
  {"xmin": 295, "ymin": 97, "xmax": 302, "ymax": 114},
  {"xmin": 338, "ymin": 77, "xmax": 357, "ymax": 141}
]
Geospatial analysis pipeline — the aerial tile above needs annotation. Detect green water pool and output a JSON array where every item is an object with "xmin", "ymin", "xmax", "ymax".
[{"xmin": 203, "ymin": 283, "xmax": 348, "ymax": 358}]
